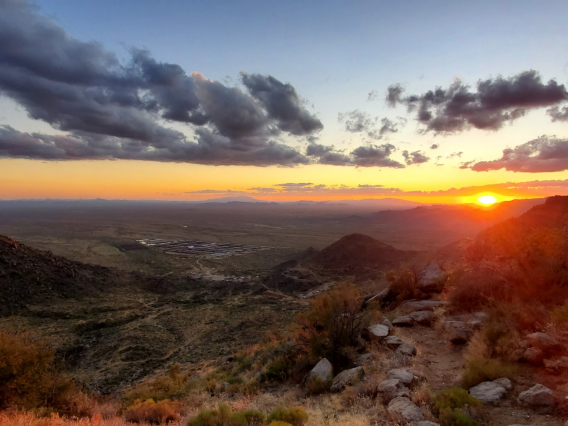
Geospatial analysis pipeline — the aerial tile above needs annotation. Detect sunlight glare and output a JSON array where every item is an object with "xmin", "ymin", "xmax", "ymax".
[{"xmin": 477, "ymin": 195, "xmax": 498, "ymax": 205}]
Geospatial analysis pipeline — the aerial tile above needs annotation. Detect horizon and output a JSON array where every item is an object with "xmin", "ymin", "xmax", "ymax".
[{"xmin": 1, "ymin": 0, "xmax": 568, "ymax": 204}]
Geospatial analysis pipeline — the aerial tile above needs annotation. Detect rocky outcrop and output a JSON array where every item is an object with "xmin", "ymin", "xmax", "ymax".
[
  {"xmin": 330, "ymin": 366, "xmax": 365, "ymax": 392},
  {"xmin": 517, "ymin": 384, "xmax": 556, "ymax": 408},
  {"xmin": 387, "ymin": 397, "xmax": 424, "ymax": 423},
  {"xmin": 399, "ymin": 300, "xmax": 447, "ymax": 313},
  {"xmin": 305, "ymin": 358, "xmax": 333, "ymax": 390},
  {"xmin": 469, "ymin": 380, "xmax": 508, "ymax": 404},
  {"xmin": 410, "ymin": 310, "xmax": 434, "ymax": 325},
  {"xmin": 417, "ymin": 262, "xmax": 447, "ymax": 292},
  {"xmin": 393, "ymin": 315, "xmax": 414, "ymax": 327},
  {"xmin": 387, "ymin": 368, "xmax": 414, "ymax": 385},
  {"xmin": 377, "ymin": 378, "xmax": 409, "ymax": 402}
]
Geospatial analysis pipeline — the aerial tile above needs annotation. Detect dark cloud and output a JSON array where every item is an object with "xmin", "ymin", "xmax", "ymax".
[
  {"xmin": 548, "ymin": 105, "xmax": 568, "ymax": 122},
  {"xmin": 367, "ymin": 117, "xmax": 405, "ymax": 139},
  {"xmin": 240, "ymin": 73, "xmax": 323, "ymax": 135},
  {"xmin": 275, "ymin": 182, "xmax": 313, "ymax": 188},
  {"xmin": 402, "ymin": 150, "xmax": 429, "ymax": 165},
  {"xmin": 367, "ymin": 90, "xmax": 378, "ymax": 101},
  {"xmin": 338, "ymin": 110, "xmax": 376, "ymax": 133},
  {"xmin": 471, "ymin": 136, "xmax": 568, "ymax": 173},
  {"xmin": 387, "ymin": 71, "xmax": 568, "ymax": 133},
  {"xmin": 448, "ymin": 151, "xmax": 463, "ymax": 159},
  {"xmin": 0, "ymin": 0, "xmax": 326, "ymax": 166},
  {"xmin": 351, "ymin": 144, "xmax": 404, "ymax": 168},
  {"xmin": 430, "ymin": 144, "xmax": 439, "ymax": 150}
]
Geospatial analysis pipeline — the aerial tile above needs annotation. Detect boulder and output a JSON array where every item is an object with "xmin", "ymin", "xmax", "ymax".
[
  {"xmin": 387, "ymin": 368, "xmax": 414, "ymax": 385},
  {"xmin": 377, "ymin": 378, "xmax": 409, "ymax": 402},
  {"xmin": 517, "ymin": 384, "xmax": 556, "ymax": 408},
  {"xmin": 387, "ymin": 397, "xmax": 424, "ymax": 423},
  {"xmin": 393, "ymin": 315, "xmax": 414, "ymax": 327},
  {"xmin": 384, "ymin": 335, "xmax": 404, "ymax": 349},
  {"xmin": 444, "ymin": 320, "xmax": 471, "ymax": 344},
  {"xmin": 367, "ymin": 286, "xmax": 390, "ymax": 304},
  {"xmin": 522, "ymin": 347, "xmax": 544, "ymax": 365},
  {"xmin": 397, "ymin": 343, "xmax": 417, "ymax": 357},
  {"xmin": 354, "ymin": 353, "xmax": 373, "ymax": 366},
  {"xmin": 468, "ymin": 381, "xmax": 507, "ymax": 404},
  {"xmin": 330, "ymin": 366, "xmax": 365, "ymax": 392},
  {"xmin": 382, "ymin": 318, "xmax": 394, "ymax": 332},
  {"xmin": 493, "ymin": 377, "xmax": 513, "ymax": 391},
  {"xmin": 399, "ymin": 299, "xmax": 447, "ymax": 313},
  {"xmin": 364, "ymin": 324, "xmax": 389, "ymax": 342},
  {"xmin": 543, "ymin": 356, "xmax": 568, "ymax": 372},
  {"xmin": 417, "ymin": 262, "xmax": 448, "ymax": 292},
  {"xmin": 305, "ymin": 358, "xmax": 333, "ymax": 389},
  {"xmin": 410, "ymin": 310, "xmax": 434, "ymax": 325},
  {"xmin": 525, "ymin": 332, "xmax": 563, "ymax": 355}
]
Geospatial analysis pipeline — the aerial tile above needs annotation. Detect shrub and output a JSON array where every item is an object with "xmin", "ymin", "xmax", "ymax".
[
  {"xmin": 267, "ymin": 423, "xmax": 292, "ymax": 426},
  {"xmin": 267, "ymin": 407, "xmax": 308, "ymax": 426},
  {"xmin": 461, "ymin": 358, "xmax": 516, "ymax": 389},
  {"xmin": 124, "ymin": 399, "xmax": 181, "ymax": 424},
  {"xmin": 123, "ymin": 364, "xmax": 192, "ymax": 406},
  {"xmin": 433, "ymin": 388, "xmax": 480, "ymax": 426},
  {"xmin": 187, "ymin": 404, "xmax": 265, "ymax": 426},
  {"xmin": 385, "ymin": 267, "xmax": 419, "ymax": 302},
  {"xmin": 294, "ymin": 283, "xmax": 373, "ymax": 368}
]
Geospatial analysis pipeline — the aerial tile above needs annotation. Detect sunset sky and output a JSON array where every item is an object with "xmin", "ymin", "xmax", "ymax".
[{"xmin": 1, "ymin": 0, "xmax": 568, "ymax": 204}]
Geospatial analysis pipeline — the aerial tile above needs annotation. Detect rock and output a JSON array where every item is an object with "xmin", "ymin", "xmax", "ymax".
[
  {"xmin": 416, "ymin": 422, "xmax": 441, "ymax": 426},
  {"xmin": 305, "ymin": 358, "xmax": 333, "ymax": 389},
  {"xmin": 412, "ymin": 288, "xmax": 429, "ymax": 300},
  {"xmin": 444, "ymin": 320, "xmax": 471, "ymax": 344},
  {"xmin": 526, "ymin": 332, "xmax": 563, "ymax": 354},
  {"xmin": 384, "ymin": 335, "xmax": 405, "ymax": 349},
  {"xmin": 493, "ymin": 377, "xmax": 513, "ymax": 391},
  {"xmin": 387, "ymin": 368, "xmax": 414, "ymax": 385},
  {"xmin": 522, "ymin": 347, "xmax": 544, "ymax": 365},
  {"xmin": 397, "ymin": 343, "xmax": 417, "ymax": 357},
  {"xmin": 399, "ymin": 299, "xmax": 447, "ymax": 313},
  {"xmin": 354, "ymin": 353, "xmax": 372, "ymax": 366},
  {"xmin": 469, "ymin": 381, "xmax": 507, "ymax": 404},
  {"xmin": 364, "ymin": 323, "xmax": 389, "ymax": 342},
  {"xmin": 517, "ymin": 384, "xmax": 556, "ymax": 408},
  {"xmin": 330, "ymin": 366, "xmax": 365, "ymax": 392},
  {"xmin": 367, "ymin": 286, "xmax": 390, "ymax": 304},
  {"xmin": 417, "ymin": 262, "xmax": 448, "ymax": 292},
  {"xmin": 377, "ymin": 378, "xmax": 409, "ymax": 402},
  {"xmin": 393, "ymin": 315, "xmax": 414, "ymax": 327},
  {"xmin": 543, "ymin": 356, "xmax": 568, "ymax": 372},
  {"xmin": 387, "ymin": 397, "xmax": 424, "ymax": 423},
  {"xmin": 410, "ymin": 310, "xmax": 434, "ymax": 325},
  {"xmin": 382, "ymin": 318, "xmax": 394, "ymax": 332}
]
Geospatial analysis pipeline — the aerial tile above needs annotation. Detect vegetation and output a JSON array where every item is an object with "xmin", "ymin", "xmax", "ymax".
[
  {"xmin": 123, "ymin": 365, "xmax": 193, "ymax": 407},
  {"xmin": 123, "ymin": 399, "xmax": 181, "ymax": 424},
  {"xmin": 187, "ymin": 405, "xmax": 306, "ymax": 426},
  {"xmin": 433, "ymin": 388, "xmax": 480, "ymax": 426},
  {"xmin": 461, "ymin": 358, "xmax": 516, "ymax": 390},
  {"xmin": 266, "ymin": 407, "xmax": 308, "ymax": 426}
]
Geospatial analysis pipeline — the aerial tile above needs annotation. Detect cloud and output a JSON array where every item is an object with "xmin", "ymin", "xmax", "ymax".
[
  {"xmin": 351, "ymin": 144, "xmax": 405, "ymax": 168},
  {"xmin": 367, "ymin": 90, "xmax": 378, "ymax": 101},
  {"xmin": 430, "ymin": 144, "xmax": 439, "ymax": 149},
  {"xmin": 548, "ymin": 105, "xmax": 568, "ymax": 122},
  {"xmin": 338, "ymin": 110, "xmax": 376, "ymax": 133},
  {"xmin": 275, "ymin": 182, "xmax": 313, "ymax": 188},
  {"xmin": 0, "ymin": 0, "xmax": 327, "ymax": 166},
  {"xmin": 402, "ymin": 150, "xmax": 429, "ymax": 165},
  {"xmin": 471, "ymin": 136, "xmax": 568, "ymax": 173},
  {"xmin": 387, "ymin": 71, "xmax": 568, "ymax": 133}
]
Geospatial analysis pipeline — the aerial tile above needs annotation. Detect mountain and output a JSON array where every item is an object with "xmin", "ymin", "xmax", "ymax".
[{"xmin": 195, "ymin": 196, "xmax": 265, "ymax": 203}]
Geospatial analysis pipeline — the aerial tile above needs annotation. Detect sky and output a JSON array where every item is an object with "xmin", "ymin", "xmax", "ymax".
[{"xmin": 1, "ymin": 0, "xmax": 568, "ymax": 203}]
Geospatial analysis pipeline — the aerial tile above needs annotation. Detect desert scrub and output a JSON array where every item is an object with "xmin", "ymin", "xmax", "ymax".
[
  {"xmin": 460, "ymin": 358, "xmax": 516, "ymax": 389},
  {"xmin": 187, "ymin": 404, "xmax": 267, "ymax": 426},
  {"xmin": 123, "ymin": 399, "xmax": 181, "ymax": 424},
  {"xmin": 266, "ymin": 407, "xmax": 308, "ymax": 426},
  {"xmin": 433, "ymin": 388, "xmax": 480, "ymax": 426},
  {"xmin": 123, "ymin": 364, "xmax": 193, "ymax": 406}
]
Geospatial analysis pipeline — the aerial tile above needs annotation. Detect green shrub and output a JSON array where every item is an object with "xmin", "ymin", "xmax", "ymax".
[
  {"xmin": 123, "ymin": 365, "xmax": 193, "ymax": 406},
  {"xmin": 187, "ymin": 404, "xmax": 265, "ymax": 426},
  {"xmin": 267, "ymin": 407, "xmax": 308, "ymax": 426},
  {"xmin": 461, "ymin": 358, "xmax": 516, "ymax": 389},
  {"xmin": 304, "ymin": 376, "xmax": 328, "ymax": 395},
  {"xmin": 433, "ymin": 388, "xmax": 480, "ymax": 426},
  {"xmin": 229, "ymin": 410, "xmax": 266, "ymax": 426}
]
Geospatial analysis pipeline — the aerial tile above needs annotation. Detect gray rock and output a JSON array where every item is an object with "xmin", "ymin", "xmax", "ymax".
[
  {"xmin": 367, "ymin": 286, "xmax": 390, "ymax": 304},
  {"xmin": 469, "ymin": 381, "xmax": 507, "ymax": 403},
  {"xmin": 416, "ymin": 422, "xmax": 441, "ymax": 426},
  {"xmin": 399, "ymin": 299, "xmax": 447, "ymax": 313},
  {"xmin": 377, "ymin": 378, "xmax": 409, "ymax": 402},
  {"xmin": 444, "ymin": 320, "xmax": 471, "ymax": 344},
  {"xmin": 410, "ymin": 310, "xmax": 434, "ymax": 325},
  {"xmin": 417, "ymin": 262, "xmax": 448, "ymax": 292},
  {"xmin": 393, "ymin": 315, "xmax": 414, "ymax": 327},
  {"xmin": 383, "ymin": 318, "xmax": 394, "ymax": 332},
  {"xmin": 387, "ymin": 396, "xmax": 424, "ymax": 423},
  {"xmin": 517, "ymin": 384, "xmax": 556, "ymax": 407},
  {"xmin": 397, "ymin": 343, "xmax": 417, "ymax": 357},
  {"xmin": 392, "ymin": 351, "xmax": 412, "ymax": 367},
  {"xmin": 365, "ymin": 323, "xmax": 389, "ymax": 342},
  {"xmin": 384, "ymin": 335, "xmax": 405, "ymax": 349},
  {"xmin": 543, "ymin": 356, "xmax": 568, "ymax": 372},
  {"xmin": 305, "ymin": 358, "xmax": 333, "ymax": 389},
  {"xmin": 330, "ymin": 366, "xmax": 365, "ymax": 392},
  {"xmin": 354, "ymin": 353, "xmax": 373, "ymax": 366},
  {"xmin": 522, "ymin": 347, "xmax": 544, "ymax": 365},
  {"xmin": 526, "ymin": 332, "xmax": 562, "ymax": 354},
  {"xmin": 387, "ymin": 368, "xmax": 414, "ymax": 385},
  {"xmin": 493, "ymin": 377, "xmax": 513, "ymax": 391}
]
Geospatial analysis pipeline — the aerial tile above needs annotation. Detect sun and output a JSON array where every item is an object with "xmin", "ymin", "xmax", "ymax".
[{"xmin": 477, "ymin": 195, "xmax": 498, "ymax": 205}]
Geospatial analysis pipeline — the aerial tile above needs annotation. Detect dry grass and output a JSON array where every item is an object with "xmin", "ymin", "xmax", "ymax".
[{"xmin": 0, "ymin": 411, "xmax": 180, "ymax": 426}]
